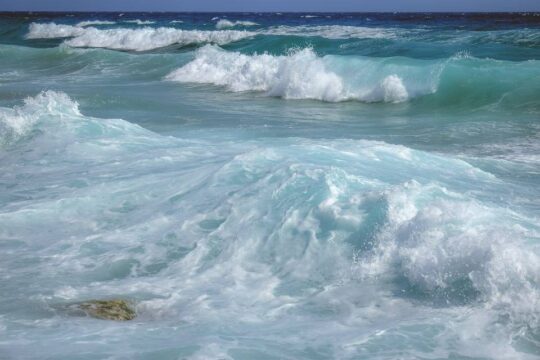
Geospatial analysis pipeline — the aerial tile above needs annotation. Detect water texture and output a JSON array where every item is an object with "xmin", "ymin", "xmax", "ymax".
[{"xmin": 0, "ymin": 12, "xmax": 539, "ymax": 360}]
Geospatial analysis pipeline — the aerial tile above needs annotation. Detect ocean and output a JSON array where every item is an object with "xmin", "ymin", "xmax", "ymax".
[{"xmin": 0, "ymin": 12, "xmax": 539, "ymax": 359}]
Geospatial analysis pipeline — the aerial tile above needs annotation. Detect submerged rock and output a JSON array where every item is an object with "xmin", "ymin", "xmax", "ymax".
[{"xmin": 75, "ymin": 299, "xmax": 136, "ymax": 321}]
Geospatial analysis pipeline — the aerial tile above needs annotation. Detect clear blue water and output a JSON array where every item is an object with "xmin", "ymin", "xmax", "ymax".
[{"xmin": 0, "ymin": 12, "xmax": 539, "ymax": 359}]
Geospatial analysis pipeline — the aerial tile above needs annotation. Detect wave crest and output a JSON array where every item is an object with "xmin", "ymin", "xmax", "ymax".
[
  {"xmin": 166, "ymin": 45, "xmax": 425, "ymax": 103},
  {"xmin": 0, "ymin": 91, "xmax": 80, "ymax": 146},
  {"xmin": 26, "ymin": 23, "xmax": 255, "ymax": 51},
  {"xmin": 0, "ymin": 91, "xmax": 157, "ymax": 149},
  {"xmin": 215, "ymin": 19, "xmax": 259, "ymax": 29},
  {"xmin": 27, "ymin": 23, "xmax": 86, "ymax": 39},
  {"xmin": 356, "ymin": 180, "xmax": 540, "ymax": 328},
  {"xmin": 265, "ymin": 25, "xmax": 399, "ymax": 39},
  {"xmin": 76, "ymin": 20, "xmax": 116, "ymax": 27},
  {"xmin": 124, "ymin": 19, "xmax": 156, "ymax": 25}
]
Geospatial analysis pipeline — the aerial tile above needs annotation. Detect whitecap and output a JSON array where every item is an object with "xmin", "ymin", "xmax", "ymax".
[
  {"xmin": 166, "ymin": 45, "xmax": 427, "ymax": 103},
  {"xmin": 26, "ymin": 23, "xmax": 86, "ymax": 39},
  {"xmin": 76, "ymin": 20, "xmax": 116, "ymax": 27},
  {"xmin": 124, "ymin": 19, "xmax": 156, "ymax": 25},
  {"xmin": 26, "ymin": 23, "xmax": 255, "ymax": 51},
  {"xmin": 0, "ymin": 91, "xmax": 81, "ymax": 146},
  {"xmin": 215, "ymin": 19, "xmax": 259, "ymax": 29},
  {"xmin": 264, "ymin": 25, "xmax": 399, "ymax": 39}
]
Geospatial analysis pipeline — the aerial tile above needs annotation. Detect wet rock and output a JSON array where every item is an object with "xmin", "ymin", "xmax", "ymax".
[{"xmin": 76, "ymin": 299, "xmax": 136, "ymax": 321}]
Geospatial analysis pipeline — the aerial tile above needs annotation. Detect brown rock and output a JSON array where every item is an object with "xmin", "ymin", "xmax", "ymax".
[{"xmin": 76, "ymin": 299, "xmax": 136, "ymax": 321}]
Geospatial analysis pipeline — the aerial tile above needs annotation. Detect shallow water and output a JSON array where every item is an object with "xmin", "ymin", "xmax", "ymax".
[{"xmin": 0, "ymin": 12, "xmax": 539, "ymax": 360}]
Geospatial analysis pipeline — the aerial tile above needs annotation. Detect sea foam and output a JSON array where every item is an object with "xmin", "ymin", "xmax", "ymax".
[
  {"xmin": 0, "ymin": 91, "xmax": 80, "ymax": 146},
  {"xmin": 357, "ymin": 180, "xmax": 540, "ymax": 329},
  {"xmin": 26, "ymin": 23, "xmax": 255, "ymax": 51},
  {"xmin": 27, "ymin": 23, "xmax": 86, "ymax": 39},
  {"xmin": 1, "ymin": 91, "xmax": 539, "ymax": 358},
  {"xmin": 76, "ymin": 20, "xmax": 116, "ymax": 27},
  {"xmin": 215, "ymin": 19, "xmax": 259, "ymax": 29},
  {"xmin": 166, "ymin": 45, "xmax": 417, "ymax": 103},
  {"xmin": 264, "ymin": 25, "xmax": 400, "ymax": 39},
  {"xmin": 124, "ymin": 19, "xmax": 156, "ymax": 25}
]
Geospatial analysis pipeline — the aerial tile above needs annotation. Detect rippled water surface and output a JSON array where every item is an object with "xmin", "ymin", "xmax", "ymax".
[{"xmin": 0, "ymin": 12, "xmax": 539, "ymax": 360}]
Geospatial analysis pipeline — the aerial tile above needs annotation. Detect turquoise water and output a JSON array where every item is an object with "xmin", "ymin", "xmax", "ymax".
[{"xmin": 0, "ymin": 12, "xmax": 539, "ymax": 359}]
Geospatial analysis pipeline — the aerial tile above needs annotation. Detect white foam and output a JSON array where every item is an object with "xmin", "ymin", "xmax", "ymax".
[
  {"xmin": 27, "ymin": 23, "xmax": 86, "ymax": 39},
  {"xmin": 378, "ymin": 74, "xmax": 409, "ymax": 103},
  {"xmin": 26, "ymin": 23, "xmax": 255, "ymax": 51},
  {"xmin": 215, "ymin": 19, "xmax": 259, "ymax": 29},
  {"xmin": 124, "ymin": 19, "xmax": 156, "ymax": 25},
  {"xmin": 2, "ymin": 101, "xmax": 538, "ymax": 357},
  {"xmin": 27, "ymin": 22, "xmax": 408, "ymax": 48},
  {"xmin": 76, "ymin": 20, "xmax": 116, "ymax": 27},
  {"xmin": 356, "ymin": 181, "xmax": 540, "ymax": 329},
  {"xmin": 166, "ymin": 45, "xmax": 345, "ymax": 101},
  {"xmin": 170, "ymin": 20, "xmax": 184, "ymax": 24},
  {"xmin": 0, "ymin": 91, "xmax": 80, "ymax": 146},
  {"xmin": 264, "ymin": 25, "xmax": 399, "ymax": 39},
  {"xmin": 166, "ymin": 45, "xmax": 412, "ymax": 103}
]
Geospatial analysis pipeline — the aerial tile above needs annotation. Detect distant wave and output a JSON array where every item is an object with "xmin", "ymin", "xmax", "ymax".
[
  {"xmin": 76, "ymin": 20, "xmax": 116, "ymax": 27},
  {"xmin": 124, "ymin": 19, "xmax": 156, "ymax": 25},
  {"xmin": 215, "ymin": 19, "xmax": 259, "ymax": 29},
  {"xmin": 26, "ymin": 23, "xmax": 255, "ymax": 51},
  {"xmin": 27, "ymin": 22, "xmax": 401, "ymax": 44},
  {"xmin": 165, "ymin": 45, "xmax": 435, "ymax": 103},
  {"xmin": 24, "ymin": 21, "xmax": 540, "ymax": 48},
  {"xmin": 27, "ymin": 23, "xmax": 86, "ymax": 39},
  {"xmin": 264, "ymin": 25, "xmax": 400, "ymax": 39}
]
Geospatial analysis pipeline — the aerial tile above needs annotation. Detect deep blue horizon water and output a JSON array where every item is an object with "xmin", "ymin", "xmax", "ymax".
[{"xmin": 0, "ymin": 12, "xmax": 539, "ymax": 360}]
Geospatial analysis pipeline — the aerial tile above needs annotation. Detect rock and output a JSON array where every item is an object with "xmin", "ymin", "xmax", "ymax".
[{"xmin": 76, "ymin": 299, "xmax": 136, "ymax": 321}]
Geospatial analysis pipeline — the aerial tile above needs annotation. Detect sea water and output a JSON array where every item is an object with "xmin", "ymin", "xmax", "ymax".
[{"xmin": 0, "ymin": 12, "xmax": 539, "ymax": 359}]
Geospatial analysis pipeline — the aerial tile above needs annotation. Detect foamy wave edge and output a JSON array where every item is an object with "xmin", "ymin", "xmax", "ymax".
[
  {"xmin": 215, "ymin": 19, "xmax": 259, "ymax": 29},
  {"xmin": 165, "ymin": 45, "xmax": 420, "ymax": 103},
  {"xmin": 26, "ymin": 23, "xmax": 255, "ymax": 51}
]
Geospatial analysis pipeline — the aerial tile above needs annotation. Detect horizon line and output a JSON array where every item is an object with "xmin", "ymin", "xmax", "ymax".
[{"xmin": 1, "ymin": 10, "xmax": 539, "ymax": 14}]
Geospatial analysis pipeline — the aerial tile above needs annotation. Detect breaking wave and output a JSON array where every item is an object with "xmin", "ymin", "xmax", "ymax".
[
  {"xmin": 0, "ymin": 91, "xmax": 155, "ymax": 148},
  {"xmin": 24, "ymin": 22, "xmax": 540, "ymax": 51},
  {"xmin": 124, "ymin": 19, "xmax": 156, "ymax": 25},
  {"xmin": 0, "ymin": 91, "xmax": 80, "ymax": 147},
  {"xmin": 76, "ymin": 20, "xmax": 116, "ymax": 27},
  {"xmin": 264, "ymin": 25, "xmax": 401, "ymax": 39},
  {"xmin": 166, "ymin": 45, "xmax": 540, "ymax": 108},
  {"xmin": 27, "ymin": 23, "xmax": 86, "ymax": 39},
  {"xmin": 215, "ymin": 19, "xmax": 259, "ymax": 29},
  {"xmin": 1, "ymin": 91, "xmax": 539, "ymax": 357},
  {"xmin": 26, "ymin": 23, "xmax": 255, "ymax": 51},
  {"xmin": 165, "ymin": 45, "xmax": 434, "ymax": 102}
]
